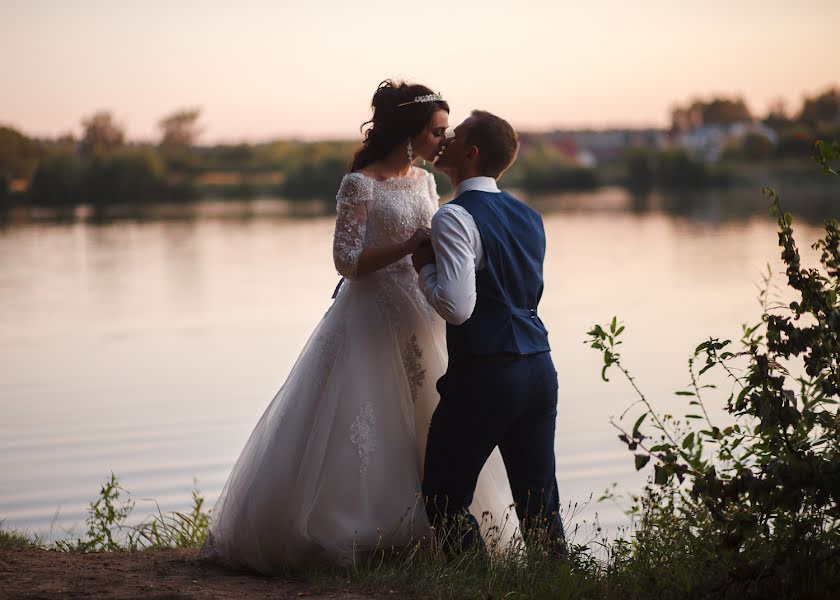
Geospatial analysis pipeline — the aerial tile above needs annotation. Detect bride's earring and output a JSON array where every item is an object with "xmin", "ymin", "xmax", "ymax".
[{"xmin": 406, "ymin": 139, "xmax": 414, "ymax": 163}]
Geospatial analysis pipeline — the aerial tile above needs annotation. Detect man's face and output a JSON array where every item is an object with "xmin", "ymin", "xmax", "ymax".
[{"xmin": 433, "ymin": 116, "xmax": 476, "ymax": 174}]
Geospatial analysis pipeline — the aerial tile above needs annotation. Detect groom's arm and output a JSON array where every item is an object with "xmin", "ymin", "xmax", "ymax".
[{"xmin": 418, "ymin": 205, "xmax": 480, "ymax": 325}]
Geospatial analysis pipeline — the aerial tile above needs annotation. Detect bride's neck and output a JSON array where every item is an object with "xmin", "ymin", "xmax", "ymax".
[{"xmin": 374, "ymin": 145, "xmax": 413, "ymax": 178}]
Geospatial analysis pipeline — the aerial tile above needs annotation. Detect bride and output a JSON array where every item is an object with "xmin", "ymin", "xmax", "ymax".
[{"xmin": 199, "ymin": 80, "xmax": 516, "ymax": 573}]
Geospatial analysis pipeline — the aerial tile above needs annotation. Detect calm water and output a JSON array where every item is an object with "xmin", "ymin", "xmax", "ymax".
[{"xmin": 0, "ymin": 188, "xmax": 829, "ymax": 543}]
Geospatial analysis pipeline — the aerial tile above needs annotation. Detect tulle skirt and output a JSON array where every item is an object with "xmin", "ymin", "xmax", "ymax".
[{"xmin": 199, "ymin": 266, "xmax": 517, "ymax": 572}]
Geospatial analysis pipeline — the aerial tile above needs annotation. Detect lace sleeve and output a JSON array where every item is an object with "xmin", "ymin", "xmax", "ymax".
[
  {"xmin": 333, "ymin": 174, "xmax": 371, "ymax": 280},
  {"xmin": 426, "ymin": 170, "xmax": 440, "ymax": 207}
]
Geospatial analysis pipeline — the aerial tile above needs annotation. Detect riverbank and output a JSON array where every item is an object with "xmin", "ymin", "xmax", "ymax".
[{"xmin": 0, "ymin": 547, "xmax": 386, "ymax": 600}]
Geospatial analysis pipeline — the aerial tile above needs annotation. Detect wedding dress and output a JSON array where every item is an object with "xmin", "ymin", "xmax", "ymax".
[{"xmin": 199, "ymin": 166, "xmax": 517, "ymax": 573}]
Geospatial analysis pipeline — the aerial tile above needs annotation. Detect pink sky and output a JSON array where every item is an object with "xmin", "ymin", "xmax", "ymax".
[{"xmin": 2, "ymin": 0, "xmax": 839, "ymax": 142}]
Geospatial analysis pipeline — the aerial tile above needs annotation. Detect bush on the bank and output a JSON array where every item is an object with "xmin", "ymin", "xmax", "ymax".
[
  {"xmin": 624, "ymin": 148, "xmax": 656, "ymax": 191},
  {"xmin": 280, "ymin": 155, "xmax": 348, "ymax": 200},
  {"xmin": 509, "ymin": 162, "xmax": 599, "ymax": 191},
  {"xmin": 83, "ymin": 150, "xmax": 171, "ymax": 211},
  {"xmin": 588, "ymin": 139, "xmax": 840, "ymax": 598},
  {"xmin": 27, "ymin": 153, "xmax": 85, "ymax": 207},
  {"xmin": 623, "ymin": 147, "xmax": 734, "ymax": 190},
  {"xmin": 506, "ymin": 142, "xmax": 600, "ymax": 191},
  {"xmin": 0, "ymin": 173, "xmax": 10, "ymax": 212},
  {"xmin": 27, "ymin": 150, "xmax": 191, "ymax": 212},
  {"xmin": 0, "ymin": 126, "xmax": 41, "ymax": 181}
]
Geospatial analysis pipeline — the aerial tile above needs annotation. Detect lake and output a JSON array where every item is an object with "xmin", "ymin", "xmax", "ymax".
[{"xmin": 0, "ymin": 186, "xmax": 831, "ymax": 544}]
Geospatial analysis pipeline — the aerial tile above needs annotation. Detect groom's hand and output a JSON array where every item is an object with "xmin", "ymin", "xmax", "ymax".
[{"xmin": 412, "ymin": 240, "xmax": 435, "ymax": 273}]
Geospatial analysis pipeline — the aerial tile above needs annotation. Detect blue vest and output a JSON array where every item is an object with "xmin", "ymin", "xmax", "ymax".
[{"xmin": 446, "ymin": 190, "xmax": 551, "ymax": 360}]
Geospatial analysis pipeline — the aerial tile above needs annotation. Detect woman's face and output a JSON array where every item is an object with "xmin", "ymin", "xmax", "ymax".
[{"xmin": 411, "ymin": 109, "xmax": 450, "ymax": 163}]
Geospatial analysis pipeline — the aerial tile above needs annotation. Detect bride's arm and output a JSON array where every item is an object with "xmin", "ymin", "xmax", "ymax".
[
  {"xmin": 355, "ymin": 230, "xmax": 429, "ymax": 278},
  {"xmin": 333, "ymin": 175, "xmax": 429, "ymax": 280}
]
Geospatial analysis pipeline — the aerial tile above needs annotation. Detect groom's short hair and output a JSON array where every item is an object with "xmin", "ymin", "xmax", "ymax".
[{"xmin": 465, "ymin": 110, "xmax": 520, "ymax": 178}]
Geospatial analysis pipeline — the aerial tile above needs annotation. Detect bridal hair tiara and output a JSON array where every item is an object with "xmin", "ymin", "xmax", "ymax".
[{"xmin": 397, "ymin": 92, "xmax": 445, "ymax": 107}]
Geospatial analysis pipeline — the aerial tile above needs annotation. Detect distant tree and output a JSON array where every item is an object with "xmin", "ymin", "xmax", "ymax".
[
  {"xmin": 266, "ymin": 140, "xmax": 295, "ymax": 162},
  {"xmin": 216, "ymin": 143, "xmax": 255, "ymax": 162},
  {"xmin": 775, "ymin": 127, "xmax": 815, "ymax": 158},
  {"xmin": 0, "ymin": 126, "xmax": 41, "ymax": 180},
  {"xmin": 28, "ymin": 153, "xmax": 83, "ymax": 207},
  {"xmin": 670, "ymin": 106, "xmax": 702, "ymax": 132},
  {"xmin": 671, "ymin": 97, "xmax": 753, "ymax": 130},
  {"xmin": 54, "ymin": 133, "xmax": 77, "ymax": 153},
  {"xmin": 79, "ymin": 111, "xmax": 125, "ymax": 158},
  {"xmin": 764, "ymin": 98, "xmax": 792, "ymax": 128},
  {"xmin": 798, "ymin": 88, "xmax": 840, "ymax": 127},
  {"xmin": 280, "ymin": 156, "xmax": 347, "ymax": 200},
  {"xmin": 699, "ymin": 97, "xmax": 752, "ymax": 125},
  {"xmin": 0, "ymin": 172, "xmax": 10, "ymax": 213},
  {"xmin": 83, "ymin": 150, "xmax": 168, "ymax": 218},
  {"xmin": 624, "ymin": 148, "xmax": 656, "ymax": 190},
  {"xmin": 741, "ymin": 132, "xmax": 775, "ymax": 160},
  {"xmin": 158, "ymin": 108, "xmax": 202, "ymax": 152}
]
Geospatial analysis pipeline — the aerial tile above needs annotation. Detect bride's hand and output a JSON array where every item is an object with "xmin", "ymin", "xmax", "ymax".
[
  {"xmin": 403, "ymin": 227, "xmax": 432, "ymax": 254},
  {"xmin": 411, "ymin": 241, "xmax": 435, "ymax": 273}
]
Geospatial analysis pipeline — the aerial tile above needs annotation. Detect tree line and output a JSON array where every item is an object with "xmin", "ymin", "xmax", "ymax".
[{"xmin": 0, "ymin": 87, "xmax": 838, "ymax": 217}]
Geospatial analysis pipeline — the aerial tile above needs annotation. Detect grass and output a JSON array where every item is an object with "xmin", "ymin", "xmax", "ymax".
[
  {"xmin": 0, "ymin": 519, "xmax": 43, "ymax": 550},
  {"xmin": 0, "ymin": 475, "xmax": 614, "ymax": 598},
  {"xmin": 2, "ymin": 474, "xmax": 839, "ymax": 599},
  {"xmin": 52, "ymin": 472, "xmax": 210, "ymax": 552}
]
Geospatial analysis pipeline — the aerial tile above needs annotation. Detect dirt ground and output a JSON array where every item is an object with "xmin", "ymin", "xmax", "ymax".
[{"xmin": 0, "ymin": 547, "xmax": 393, "ymax": 600}]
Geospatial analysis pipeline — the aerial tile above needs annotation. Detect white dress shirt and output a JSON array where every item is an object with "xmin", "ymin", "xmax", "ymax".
[{"xmin": 418, "ymin": 176, "xmax": 499, "ymax": 325}]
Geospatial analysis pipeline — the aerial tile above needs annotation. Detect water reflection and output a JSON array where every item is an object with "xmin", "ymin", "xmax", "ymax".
[
  {"xmin": 0, "ymin": 192, "xmax": 831, "ymax": 543},
  {"xmin": 522, "ymin": 184, "xmax": 837, "ymax": 223},
  {"xmin": 0, "ymin": 180, "xmax": 837, "ymax": 228}
]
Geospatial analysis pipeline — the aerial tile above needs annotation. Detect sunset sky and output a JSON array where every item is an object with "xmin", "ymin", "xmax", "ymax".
[{"xmin": 2, "ymin": 0, "xmax": 839, "ymax": 142}]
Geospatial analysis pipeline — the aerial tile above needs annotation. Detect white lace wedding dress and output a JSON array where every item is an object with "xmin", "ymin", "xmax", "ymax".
[{"xmin": 199, "ymin": 166, "xmax": 517, "ymax": 573}]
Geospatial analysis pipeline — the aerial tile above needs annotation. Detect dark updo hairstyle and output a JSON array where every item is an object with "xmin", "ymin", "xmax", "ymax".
[{"xmin": 350, "ymin": 79, "xmax": 450, "ymax": 173}]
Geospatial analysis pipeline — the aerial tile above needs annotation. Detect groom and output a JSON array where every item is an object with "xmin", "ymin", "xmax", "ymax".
[{"xmin": 412, "ymin": 110, "xmax": 566, "ymax": 554}]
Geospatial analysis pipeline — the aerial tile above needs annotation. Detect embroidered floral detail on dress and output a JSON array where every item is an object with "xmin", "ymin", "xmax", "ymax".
[
  {"xmin": 401, "ymin": 334, "xmax": 426, "ymax": 403},
  {"xmin": 349, "ymin": 402, "xmax": 376, "ymax": 473},
  {"xmin": 375, "ymin": 287, "xmax": 403, "ymax": 331},
  {"xmin": 314, "ymin": 326, "xmax": 341, "ymax": 374}
]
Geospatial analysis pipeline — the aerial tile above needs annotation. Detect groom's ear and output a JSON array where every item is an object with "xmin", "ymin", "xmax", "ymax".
[{"xmin": 466, "ymin": 144, "xmax": 479, "ymax": 161}]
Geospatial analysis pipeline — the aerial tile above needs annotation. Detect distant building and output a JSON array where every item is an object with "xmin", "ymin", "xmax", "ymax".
[
  {"xmin": 674, "ymin": 122, "xmax": 779, "ymax": 162},
  {"xmin": 517, "ymin": 122, "xmax": 782, "ymax": 166},
  {"xmin": 533, "ymin": 129, "xmax": 669, "ymax": 165}
]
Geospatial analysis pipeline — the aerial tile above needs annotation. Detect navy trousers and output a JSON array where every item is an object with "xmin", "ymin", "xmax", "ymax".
[{"xmin": 421, "ymin": 351, "xmax": 565, "ymax": 552}]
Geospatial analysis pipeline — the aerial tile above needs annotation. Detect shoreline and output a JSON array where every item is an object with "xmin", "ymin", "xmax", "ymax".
[{"xmin": 0, "ymin": 546, "xmax": 386, "ymax": 600}]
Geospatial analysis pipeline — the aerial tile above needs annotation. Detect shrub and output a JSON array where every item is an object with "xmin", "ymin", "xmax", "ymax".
[
  {"xmin": 27, "ymin": 152, "xmax": 84, "ymax": 207},
  {"xmin": 587, "ymin": 139, "xmax": 840, "ymax": 598},
  {"xmin": 54, "ymin": 472, "xmax": 210, "ymax": 552},
  {"xmin": 83, "ymin": 150, "xmax": 170, "ymax": 212}
]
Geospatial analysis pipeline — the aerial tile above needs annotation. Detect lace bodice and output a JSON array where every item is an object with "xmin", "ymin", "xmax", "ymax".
[{"xmin": 333, "ymin": 167, "xmax": 439, "ymax": 280}]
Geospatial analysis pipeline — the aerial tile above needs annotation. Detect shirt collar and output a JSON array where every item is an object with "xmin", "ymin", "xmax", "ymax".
[{"xmin": 454, "ymin": 176, "xmax": 500, "ymax": 198}]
